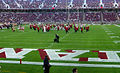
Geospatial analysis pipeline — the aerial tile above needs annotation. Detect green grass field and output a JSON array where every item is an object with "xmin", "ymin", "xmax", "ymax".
[{"xmin": 0, "ymin": 24, "xmax": 120, "ymax": 73}]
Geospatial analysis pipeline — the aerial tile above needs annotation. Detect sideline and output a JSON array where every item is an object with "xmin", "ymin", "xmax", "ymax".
[
  {"xmin": 115, "ymin": 25, "xmax": 120, "ymax": 27},
  {"xmin": 1, "ymin": 60, "xmax": 120, "ymax": 68}
]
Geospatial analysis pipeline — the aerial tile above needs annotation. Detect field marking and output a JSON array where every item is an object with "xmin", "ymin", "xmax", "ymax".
[
  {"xmin": 1, "ymin": 60, "xmax": 120, "ymax": 68},
  {"xmin": 54, "ymin": 44, "xmax": 113, "ymax": 45},
  {"xmin": 47, "ymin": 43, "xmax": 54, "ymax": 48},
  {"xmin": 0, "ymin": 42, "xmax": 51, "ymax": 45},
  {"xmin": 113, "ymin": 41, "xmax": 120, "ymax": 44},
  {"xmin": 107, "ymin": 33, "xmax": 115, "ymax": 35},
  {"xmin": 110, "ymin": 36, "xmax": 119, "ymax": 39},
  {"xmin": 2, "ymin": 70, "xmax": 10, "ymax": 72},
  {"xmin": 19, "ymin": 72, "xmax": 26, "ymax": 73},
  {"xmin": 60, "ymin": 31, "xmax": 73, "ymax": 41},
  {"xmin": 0, "ymin": 38, "xmax": 111, "ymax": 40},
  {"xmin": 115, "ymin": 25, "xmax": 120, "ymax": 27},
  {"xmin": 105, "ymin": 31, "xmax": 111, "ymax": 32},
  {"xmin": 64, "ymin": 38, "xmax": 111, "ymax": 40},
  {"xmin": 0, "ymin": 41, "xmax": 113, "ymax": 43},
  {"xmin": 47, "ymin": 31, "xmax": 73, "ymax": 48},
  {"xmin": 61, "ymin": 41, "xmax": 112, "ymax": 42}
]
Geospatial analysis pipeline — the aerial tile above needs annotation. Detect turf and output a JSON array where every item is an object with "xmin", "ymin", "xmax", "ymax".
[
  {"xmin": 1, "ymin": 63, "xmax": 120, "ymax": 73},
  {"xmin": 0, "ymin": 24, "xmax": 120, "ymax": 73}
]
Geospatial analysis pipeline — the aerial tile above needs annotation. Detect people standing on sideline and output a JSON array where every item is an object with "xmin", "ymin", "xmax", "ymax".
[
  {"xmin": 72, "ymin": 68, "xmax": 78, "ymax": 73},
  {"xmin": 43, "ymin": 56, "xmax": 51, "ymax": 73}
]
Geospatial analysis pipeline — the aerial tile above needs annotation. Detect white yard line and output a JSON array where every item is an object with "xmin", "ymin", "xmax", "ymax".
[
  {"xmin": 102, "ymin": 26, "xmax": 120, "ymax": 44},
  {"xmin": 105, "ymin": 31, "xmax": 112, "ymax": 32},
  {"xmin": 54, "ymin": 44, "xmax": 113, "ymax": 45},
  {"xmin": 47, "ymin": 31, "xmax": 73, "ymax": 48},
  {"xmin": 60, "ymin": 31, "xmax": 73, "ymax": 41},
  {"xmin": 0, "ymin": 41, "xmax": 113, "ymax": 44},
  {"xmin": 113, "ymin": 41, "xmax": 120, "ymax": 44},
  {"xmin": 0, "ymin": 42, "xmax": 51, "ymax": 44},
  {"xmin": 110, "ymin": 36, "xmax": 119, "ymax": 39},
  {"xmin": 107, "ymin": 33, "xmax": 115, "ymax": 35},
  {"xmin": 47, "ymin": 43, "xmax": 54, "ymax": 48},
  {"xmin": 115, "ymin": 25, "xmax": 120, "ymax": 27},
  {"xmin": 1, "ymin": 60, "xmax": 120, "ymax": 68}
]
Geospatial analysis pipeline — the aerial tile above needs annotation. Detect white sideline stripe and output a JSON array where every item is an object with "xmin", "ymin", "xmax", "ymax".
[
  {"xmin": 113, "ymin": 41, "xmax": 120, "ymax": 44},
  {"xmin": 0, "ymin": 41, "xmax": 113, "ymax": 43},
  {"xmin": 107, "ymin": 33, "xmax": 115, "ymax": 35},
  {"xmin": 105, "ymin": 31, "xmax": 111, "ymax": 32},
  {"xmin": 115, "ymin": 25, "xmax": 120, "ymax": 27},
  {"xmin": 110, "ymin": 36, "xmax": 119, "ymax": 39},
  {"xmin": 1, "ymin": 60, "xmax": 120, "ymax": 68}
]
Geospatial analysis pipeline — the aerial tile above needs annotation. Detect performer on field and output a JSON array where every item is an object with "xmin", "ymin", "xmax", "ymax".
[
  {"xmin": 81, "ymin": 27, "xmax": 83, "ymax": 33},
  {"xmin": 12, "ymin": 26, "xmax": 15, "ymax": 32},
  {"xmin": 54, "ymin": 34, "xmax": 59, "ymax": 43},
  {"xmin": 37, "ymin": 26, "xmax": 40, "ymax": 32},
  {"xmin": 30, "ymin": 24, "xmax": 33, "ymax": 29},
  {"xmin": 65, "ymin": 25, "xmax": 68, "ymax": 34}
]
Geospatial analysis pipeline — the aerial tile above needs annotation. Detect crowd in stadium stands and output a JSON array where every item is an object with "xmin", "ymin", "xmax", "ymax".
[
  {"xmin": 103, "ymin": 0, "xmax": 114, "ymax": 8},
  {"xmin": 117, "ymin": 13, "xmax": 120, "ymax": 20},
  {"xmin": 0, "ymin": 0, "xmax": 120, "ymax": 9},
  {"xmin": 72, "ymin": 0, "xmax": 84, "ymax": 8},
  {"xmin": 69, "ymin": 13, "xmax": 78, "ymax": 22},
  {"xmin": 103, "ymin": 12, "xmax": 117, "ymax": 21},
  {"xmin": 0, "ymin": 12, "xmax": 119, "ymax": 23},
  {"xmin": 85, "ymin": 13, "xmax": 101, "ymax": 21},
  {"xmin": 87, "ymin": 0, "xmax": 99, "ymax": 8}
]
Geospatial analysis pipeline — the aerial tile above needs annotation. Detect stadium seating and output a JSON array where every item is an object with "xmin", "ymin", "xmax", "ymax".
[
  {"xmin": 103, "ymin": 0, "xmax": 114, "ymax": 8},
  {"xmin": 87, "ymin": 0, "xmax": 99, "ymax": 8},
  {"xmin": 103, "ymin": 12, "xmax": 117, "ymax": 21},
  {"xmin": 0, "ymin": 12, "xmax": 84, "ymax": 23},
  {"xmin": 72, "ymin": 0, "xmax": 83, "ymax": 9},
  {"xmin": 85, "ymin": 13, "xmax": 101, "ymax": 21},
  {"xmin": 0, "ymin": 12, "xmax": 119, "ymax": 23}
]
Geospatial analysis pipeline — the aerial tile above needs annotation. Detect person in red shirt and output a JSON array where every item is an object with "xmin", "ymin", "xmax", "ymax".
[
  {"xmin": 57, "ymin": 26, "xmax": 59, "ymax": 31},
  {"xmin": 37, "ymin": 26, "xmax": 39, "ymax": 32},
  {"xmin": 88, "ymin": 26, "xmax": 89, "ymax": 31},
  {"xmin": 65, "ymin": 26, "xmax": 68, "ymax": 34},
  {"xmin": 74, "ymin": 26, "xmax": 78, "ymax": 32},
  {"xmin": 33, "ymin": 24, "xmax": 36, "ymax": 30},
  {"xmin": 47, "ymin": 26, "xmax": 50, "ymax": 32},
  {"xmin": 69, "ymin": 24, "xmax": 72, "ymax": 28},
  {"xmin": 86, "ymin": 26, "xmax": 89, "ymax": 32},
  {"xmin": 81, "ymin": 27, "xmax": 83, "ymax": 33},
  {"xmin": 30, "ymin": 24, "xmax": 32, "ymax": 29}
]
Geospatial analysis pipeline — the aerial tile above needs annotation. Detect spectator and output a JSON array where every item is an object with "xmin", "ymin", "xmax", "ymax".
[
  {"xmin": 43, "ymin": 56, "xmax": 51, "ymax": 73},
  {"xmin": 72, "ymin": 68, "xmax": 78, "ymax": 73}
]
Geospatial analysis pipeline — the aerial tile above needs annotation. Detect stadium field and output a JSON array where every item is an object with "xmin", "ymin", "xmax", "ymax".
[{"xmin": 0, "ymin": 24, "xmax": 120, "ymax": 73}]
